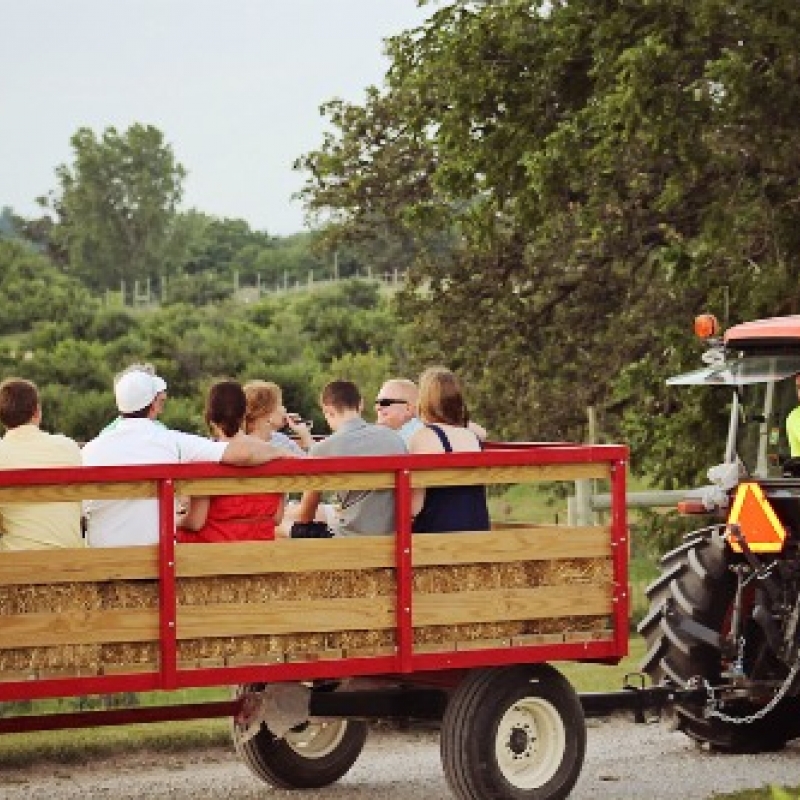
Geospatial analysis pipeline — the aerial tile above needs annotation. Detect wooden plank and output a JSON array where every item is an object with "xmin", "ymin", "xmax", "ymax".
[
  {"xmin": 512, "ymin": 633, "xmax": 566, "ymax": 646},
  {"xmin": 226, "ymin": 652, "xmax": 285, "ymax": 666},
  {"xmin": 0, "ymin": 527, "xmax": 610, "ymax": 587},
  {"xmin": 102, "ymin": 663, "xmax": 158, "ymax": 675},
  {"xmin": 413, "ymin": 584, "xmax": 612, "ymax": 627},
  {"xmin": 0, "ymin": 671, "xmax": 38, "ymax": 682},
  {"xmin": 176, "ymin": 527, "xmax": 611, "ymax": 577},
  {"xmin": 176, "ymin": 537, "xmax": 396, "ymax": 577},
  {"xmin": 176, "ymin": 584, "xmax": 611, "ymax": 638},
  {"xmin": 0, "ymin": 609, "xmax": 159, "ymax": 649},
  {"xmin": 411, "ymin": 463, "xmax": 609, "ymax": 488},
  {"xmin": 340, "ymin": 645, "xmax": 395, "ymax": 659},
  {"xmin": 176, "ymin": 471, "xmax": 396, "ymax": 497},
  {"xmin": 0, "ymin": 481, "xmax": 157, "ymax": 503},
  {"xmin": 412, "ymin": 527, "xmax": 611, "ymax": 565},
  {"xmin": 413, "ymin": 642, "xmax": 454, "ymax": 654},
  {"xmin": 177, "ymin": 597, "xmax": 396, "ymax": 637},
  {"xmin": 0, "ymin": 582, "xmax": 612, "ymax": 652},
  {"xmin": 456, "ymin": 638, "xmax": 511, "ymax": 651},
  {"xmin": 0, "ymin": 546, "xmax": 160, "ymax": 585},
  {"xmin": 564, "ymin": 628, "xmax": 614, "ymax": 643},
  {"xmin": 0, "ymin": 528, "xmax": 610, "ymax": 588}
]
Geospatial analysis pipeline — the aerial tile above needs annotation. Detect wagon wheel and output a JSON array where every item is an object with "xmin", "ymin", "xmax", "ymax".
[{"xmin": 441, "ymin": 664, "xmax": 585, "ymax": 800}]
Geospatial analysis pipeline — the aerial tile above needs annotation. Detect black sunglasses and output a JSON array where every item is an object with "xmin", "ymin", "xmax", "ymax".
[{"xmin": 375, "ymin": 398, "xmax": 408, "ymax": 408}]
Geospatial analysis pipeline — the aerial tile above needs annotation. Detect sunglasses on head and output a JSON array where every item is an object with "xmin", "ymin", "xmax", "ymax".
[{"xmin": 375, "ymin": 398, "xmax": 408, "ymax": 408}]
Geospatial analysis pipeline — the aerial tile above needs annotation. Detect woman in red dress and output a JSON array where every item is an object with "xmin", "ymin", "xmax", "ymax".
[{"xmin": 176, "ymin": 380, "xmax": 284, "ymax": 543}]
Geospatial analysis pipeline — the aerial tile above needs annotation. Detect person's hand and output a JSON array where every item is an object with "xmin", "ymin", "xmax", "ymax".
[
  {"xmin": 285, "ymin": 412, "xmax": 312, "ymax": 435},
  {"xmin": 285, "ymin": 413, "xmax": 313, "ymax": 448}
]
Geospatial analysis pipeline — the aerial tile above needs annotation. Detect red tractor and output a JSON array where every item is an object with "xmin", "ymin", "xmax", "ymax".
[{"xmin": 639, "ymin": 314, "xmax": 800, "ymax": 751}]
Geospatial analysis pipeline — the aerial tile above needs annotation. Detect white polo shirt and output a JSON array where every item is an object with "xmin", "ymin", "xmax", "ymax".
[{"xmin": 82, "ymin": 418, "xmax": 227, "ymax": 547}]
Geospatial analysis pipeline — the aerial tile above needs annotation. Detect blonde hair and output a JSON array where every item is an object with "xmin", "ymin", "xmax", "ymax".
[
  {"xmin": 417, "ymin": 366, "xmax": 469, "ymax": 427},
  {"xmin": 243, "ymin": 380, "xmax": 282, "ymax": 433}
]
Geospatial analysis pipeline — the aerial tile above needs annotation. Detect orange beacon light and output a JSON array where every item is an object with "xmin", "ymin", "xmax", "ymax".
[{"xmin": 694, "ymin": 313, "xmax": 719, "ymax": 339}]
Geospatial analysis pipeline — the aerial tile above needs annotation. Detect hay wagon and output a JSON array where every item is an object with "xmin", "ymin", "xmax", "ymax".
[{"xmin": 0, "ymin": 442, "xmax": 628, "ymax": 800}]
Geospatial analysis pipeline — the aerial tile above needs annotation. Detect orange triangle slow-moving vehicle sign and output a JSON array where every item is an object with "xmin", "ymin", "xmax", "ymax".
[{"xmin": 727, "ymin": 482, "xmax": 787, "ymax": 554}]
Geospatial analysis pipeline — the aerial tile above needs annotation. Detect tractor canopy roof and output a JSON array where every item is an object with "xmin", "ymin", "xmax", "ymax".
[
  {"xmin": 669, "ymin": 315, "xmax": 800, "ymax": 387},
  {"xmin": 725, "ymin": 315, "xmax": 800, "ymax": 350}
]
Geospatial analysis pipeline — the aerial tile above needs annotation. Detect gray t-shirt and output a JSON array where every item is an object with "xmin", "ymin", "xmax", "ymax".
[{"xmin": 310, "ymin": 417, "xmax": 406, "ymax": 536}]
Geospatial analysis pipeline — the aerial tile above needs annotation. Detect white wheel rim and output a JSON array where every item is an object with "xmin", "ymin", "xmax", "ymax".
[
  {"xmin": 284, "ymin": 719, "xmax": 349, "ymax": 759},
  {"xmin": 495, "ymin": 696, "xmax": 566, "ymax": 789}
]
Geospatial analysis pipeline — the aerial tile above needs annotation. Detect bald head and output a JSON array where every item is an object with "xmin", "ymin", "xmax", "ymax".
[{"xmin": 375, "ymin": 378, "xmax": 418, "ymax": 431}]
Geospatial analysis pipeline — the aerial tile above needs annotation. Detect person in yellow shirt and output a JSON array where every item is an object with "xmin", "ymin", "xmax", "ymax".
[
  {"xmin": 0, "ymin": 378, "xmax": 83, "ymax": 550},
  {"xmin": 787, "ymin": 374, "xmax": 800, "ymax": 457}
]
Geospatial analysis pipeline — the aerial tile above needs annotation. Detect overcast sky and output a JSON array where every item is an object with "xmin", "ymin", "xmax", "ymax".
[{"xmin": 0, "ymin": 1, "xmax": 431, "ymax": 235}]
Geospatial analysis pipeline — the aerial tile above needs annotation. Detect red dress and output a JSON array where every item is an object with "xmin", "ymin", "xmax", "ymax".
[{"xmin": 176, "ymin": 492, "xmax": 281, "ymax": 543}]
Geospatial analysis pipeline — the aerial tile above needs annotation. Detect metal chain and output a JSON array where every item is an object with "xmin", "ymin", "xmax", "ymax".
[{"xmin": 703, "ymin": 654, "xmax": 800, "ymax": 725}]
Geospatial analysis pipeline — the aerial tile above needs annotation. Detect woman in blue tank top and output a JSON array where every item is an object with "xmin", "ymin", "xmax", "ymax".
[{"xmin": 408, "ymin": 367, "xmax": 490, "ymax": 534}]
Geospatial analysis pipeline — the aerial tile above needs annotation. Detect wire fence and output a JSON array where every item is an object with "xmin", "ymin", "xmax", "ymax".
[{"xmin": 104, "ymin": 268, "xmax": 406, "ymax": 309}]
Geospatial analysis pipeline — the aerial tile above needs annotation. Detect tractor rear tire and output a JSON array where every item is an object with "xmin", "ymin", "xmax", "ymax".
[
  {"xmin": 638, "ymin": 532, "xmax": 800, "ymax": 752},
  {"xmin": 440, "ymin": 664, "xmax": 585, "ymax": 800}
]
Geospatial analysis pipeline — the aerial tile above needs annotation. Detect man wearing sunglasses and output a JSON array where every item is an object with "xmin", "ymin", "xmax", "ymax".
[
  {"xmin": 376, "ymin": 377, "xmax": 488, "ymax": 443},
  {"xmin": 374, "ymin": 378, "xmax": 423, "ymax": 443}
]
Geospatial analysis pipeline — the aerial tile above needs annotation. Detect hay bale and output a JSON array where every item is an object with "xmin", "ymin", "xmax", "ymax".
[
  {"xmin": 0, "ymin": 583, "xmax": 101, "ymax": 614},
  {"xmin": 100, "ymin": 580, "xmax": 158, "ymax": 609},
  {"xmin": 176, "ymin": 569, "xmax": 394, "ymax": 606},
  {"xmin": 0, "ymin": 644, "xmax": 101, "ymax": 674}
]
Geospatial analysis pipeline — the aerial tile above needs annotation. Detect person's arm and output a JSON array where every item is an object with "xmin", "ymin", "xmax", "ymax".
[
  {"xmin": 273, "ymin": 495, "xmax": 286, "ymax": 526},
  {"xmin": 177, "ymin": 496, "xmax": 211, "ymax": 531},
  {"xmin": 296, "ymin": 489, "xmax": 322, "ymax": 523},
  {"xmin": 221, "ymin": 433, "xmax": 296, "ymax": 466},
  {"xmin": 468, "ymin": 421, "xmax": 487, "ymax": 440}
]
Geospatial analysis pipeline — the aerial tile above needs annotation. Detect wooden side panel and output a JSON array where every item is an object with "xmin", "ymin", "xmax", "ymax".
[
  {"xmin": 178, "ymin": 597, "xmax": 396, "ymax": 637},
  {"xmin": 413, "ymin": 584, "xmax": 612, "ymax": 626},
  {"xmin": 0, "ymin": 527, "xmax": 612, "ymax": 584},
  {"xmin": 0, "ymin": 481, "xmax": 157, "ymax": 503},
  {"xmin": 411, "ymin": 527, "xmax": 611, "ymax": 565},
  {"xmin": 177, "ymin": 537, "xmax": 395, "ymax": 576},
  {"xmin": 0, "ymin": 583, "xmax": 611, "ymax": 648},
  {"xmin": 1, "ymin": 609, "xmax": 159, "ymax": 648},
  {"xmin": 0, "ymin": 547, "xmax": 160, "ymax": 585},
  {"xmin": 411, "ymin": 463, "xmax": 610, "ymax": 488},
  {"xmin": 176, "ymin": 471, "xmax": 395, "ymax": 497}
]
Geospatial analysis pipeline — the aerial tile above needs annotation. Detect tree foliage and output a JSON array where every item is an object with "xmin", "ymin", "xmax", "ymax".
[
  {"xmin": 298, "ymin": 0, "xmax": 800, "ymax": 487},
  {"xmin": 0, "ymin": 238, "xmax": 402, "ymax": 442},
  {"xmin": 46, "ymin": 124, "xmax": 188, "ymax": 290}
]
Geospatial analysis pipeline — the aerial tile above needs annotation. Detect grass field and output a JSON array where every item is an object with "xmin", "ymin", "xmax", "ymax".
[{"xmin": 715, "ymin": 789, "xmax": 800, "ymax": 799}]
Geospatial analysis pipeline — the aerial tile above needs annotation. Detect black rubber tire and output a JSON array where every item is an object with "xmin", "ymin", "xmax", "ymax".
[
  {"xmin": 638, "ymin": 532, "xmax": 800, "ymax": 752},
  {"xmin": 440, "ymin": 664, "xmax": 585, "ymax": 800},
  {"xmin": 232, "ymin": 686, "xmax": 367, "ymax": 789}
]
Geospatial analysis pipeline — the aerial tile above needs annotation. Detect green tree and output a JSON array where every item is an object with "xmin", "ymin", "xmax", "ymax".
[
  {"xmin": 46, "ymin": 124, "xmax": 187, "ymax": 290},
  {"xmin": 299, "ymin": 0, "xmax": 800, "ymax": 489},
  {"xmin": 0, "ymin": 240, "xmax": 97, "ymax": 334}
]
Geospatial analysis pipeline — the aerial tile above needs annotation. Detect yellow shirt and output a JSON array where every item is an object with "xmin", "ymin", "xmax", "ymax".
[
  {"xmin": 0, "ymin": 424, "xmax": 84, "ymax": 550},
  {"xmin": 788, "ymin": 406, "xmax": 800, "ymax": 457}
]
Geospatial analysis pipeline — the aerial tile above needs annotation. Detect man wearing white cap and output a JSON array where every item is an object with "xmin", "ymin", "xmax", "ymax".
[
  {"xmin": 83, "ymin": 370, "xmax": 293, "ymax": 547},
  {"xmin": 100, "ymin": 363, "xmax": 168, "ymax": 434}
]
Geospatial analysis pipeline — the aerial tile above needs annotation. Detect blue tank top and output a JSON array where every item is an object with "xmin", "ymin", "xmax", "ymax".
[{"xmin": 411, "ymin": 424, "xmax": 490, "ymax": 534}]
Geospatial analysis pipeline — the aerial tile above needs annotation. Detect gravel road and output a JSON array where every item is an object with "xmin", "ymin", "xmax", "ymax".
[{"xmin": 1, "ymin": 717, "xmax": 799, "ymax": 799}]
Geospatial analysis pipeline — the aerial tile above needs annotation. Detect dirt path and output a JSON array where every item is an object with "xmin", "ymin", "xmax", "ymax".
[{"xmin": 1, "ymin": 719, "xmax": 798, "ymax": 799}]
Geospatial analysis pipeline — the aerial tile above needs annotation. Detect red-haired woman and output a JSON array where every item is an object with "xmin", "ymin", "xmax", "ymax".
[{"xmin": 176, "ymin": 380, "xmax": 284, "ymax": 543}]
